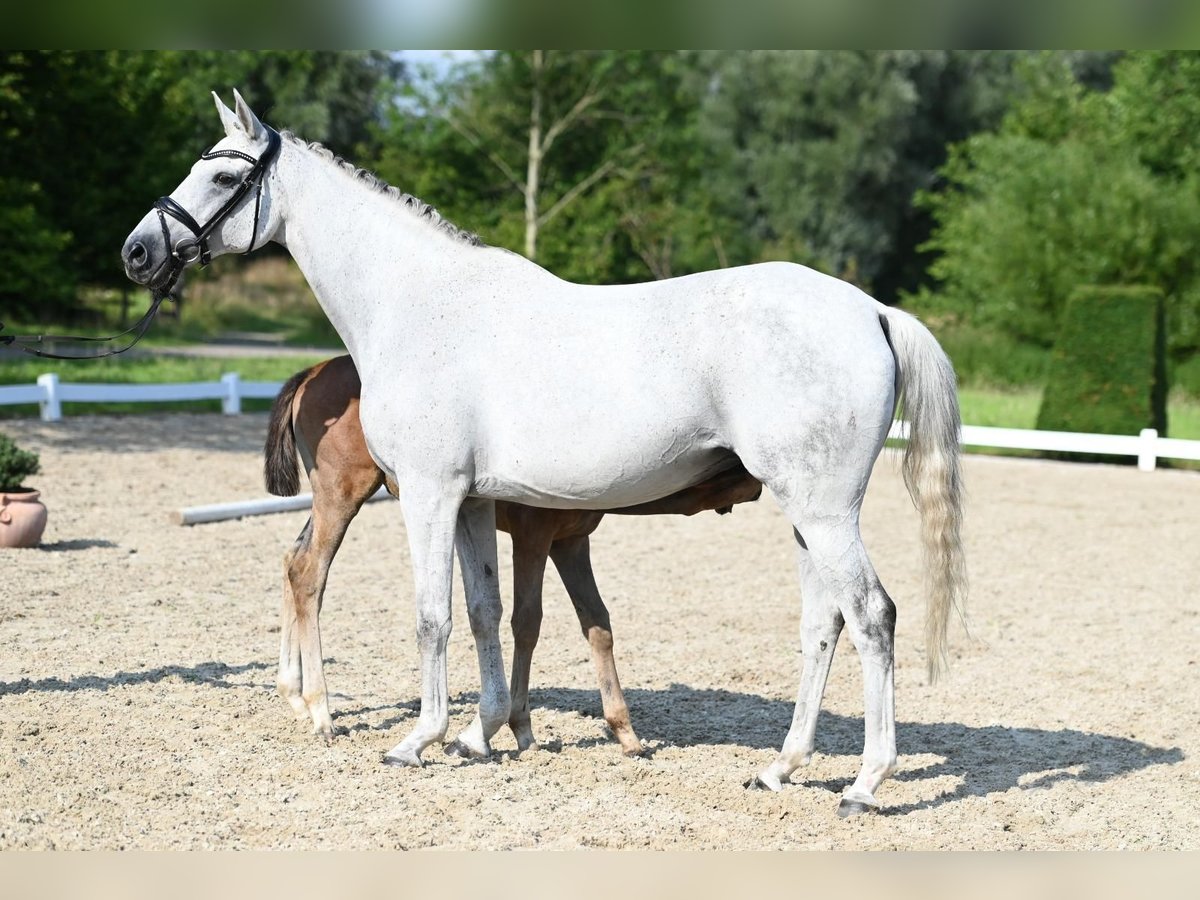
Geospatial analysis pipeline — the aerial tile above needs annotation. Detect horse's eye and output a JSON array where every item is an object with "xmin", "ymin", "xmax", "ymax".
[{"xmin": 214, "ymin": 172, "xmax": 236, "ymax": 187}]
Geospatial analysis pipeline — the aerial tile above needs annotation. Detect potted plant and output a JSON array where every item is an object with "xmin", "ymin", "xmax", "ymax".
[{"xmin": 0, "ymin": 433, "xmax": 47, "ymax": 548}]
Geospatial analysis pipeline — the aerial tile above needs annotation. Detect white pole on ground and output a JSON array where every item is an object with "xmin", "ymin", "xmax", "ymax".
[
  {"xmin": 37, "ymin": 373, "xmax": 61, "ymax": 422},
  {"xmin": 174, "ymin": 485, "xmax": 391, "ymax": 526}
]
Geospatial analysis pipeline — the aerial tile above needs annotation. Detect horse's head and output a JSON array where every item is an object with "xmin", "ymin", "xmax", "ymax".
[{"xmin": 121, "ymin": 90, "xmax": 282, "ymax": 296}]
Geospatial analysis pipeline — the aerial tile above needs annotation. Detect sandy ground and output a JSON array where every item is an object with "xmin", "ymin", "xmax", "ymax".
[{"xmin": 0, "ymin": 412, "xmax": 1196, "ymax": 850}]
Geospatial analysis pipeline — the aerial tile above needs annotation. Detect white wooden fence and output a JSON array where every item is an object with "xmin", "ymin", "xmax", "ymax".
[{"xmin": 3, "ymin": 372, "xmax": 1200, "ymax": 472}]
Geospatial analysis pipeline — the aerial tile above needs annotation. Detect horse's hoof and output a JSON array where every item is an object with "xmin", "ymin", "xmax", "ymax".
[
  {"xmin": 381, "ymin": 750, "xmax": 422, "ymax": 768},
  {"xmin": 315, "ymin": 723, "xmax": 348, "ymax": 745},
  {"xmin": 837, "ymin": 798, "xmax": 877, "ymax": 818},
  {"xmin": 443, "ymin": 739, "xmax": 487, "ymax": 759},
  {"xmin": 745, "ymin": 773, "xmax": 782, "ymax": 792}
]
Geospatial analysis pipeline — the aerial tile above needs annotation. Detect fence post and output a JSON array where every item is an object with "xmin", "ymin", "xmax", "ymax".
[
  {"xmin": 1138, "ymin": 428, "xmax": 1158, "ymax": 472},
  {"xmin": 221, "ymin": 372, "xmax": 242, "ymax": 415},
  {"xmin": 37, "ymin": 373, "xmax": 61, "ymax": 422}
]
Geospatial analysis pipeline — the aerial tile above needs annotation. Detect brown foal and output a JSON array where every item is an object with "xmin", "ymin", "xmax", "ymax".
[{"xmin": 265, "ymin": 355, "xmax": 761, "ymax": 755}]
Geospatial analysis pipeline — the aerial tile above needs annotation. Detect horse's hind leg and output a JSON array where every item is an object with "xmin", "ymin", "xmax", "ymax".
[
  {"xmin": 756, "ymin": 515, "xmax": 897, "ymax": 815},
  {"xmin": 507, "ymin": 527, "xmax": 553, "ymax": 752},
  {"xmin": 549, "ymin": 534, "xmax": 642, "ymax": 756},
  {"xmin": 753, "ymin": 528, "xmax": 845, "ymax": 791}
]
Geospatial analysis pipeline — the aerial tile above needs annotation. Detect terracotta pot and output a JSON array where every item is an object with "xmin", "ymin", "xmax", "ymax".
[{"xmin": 0, "ymin": 490, "xmax": 48, "ymax": 548}]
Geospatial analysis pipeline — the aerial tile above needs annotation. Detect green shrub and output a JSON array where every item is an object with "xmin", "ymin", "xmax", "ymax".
[
  {"xmin": 0, "ymin": 433, "xmax": 41, "ymax": 491},
  {"xmin": 1036, "ymin": 286, "xmax": 1168, "ymax": 441}
]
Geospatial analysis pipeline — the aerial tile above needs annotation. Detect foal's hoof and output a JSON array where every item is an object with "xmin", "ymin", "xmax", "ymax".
[
  {"xmin": 381, "ymin": 750, "xmax": 422, "ymax": 768},
  {"xmin": 837, "ymin": 798, "xmax": 877, "ymax": 818},
  {"xmin": 443, "ymin": 739, "xmax": 487, "ymax": 760}
]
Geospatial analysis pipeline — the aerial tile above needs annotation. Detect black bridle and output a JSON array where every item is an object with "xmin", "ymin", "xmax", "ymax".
[
  {"xmin": 153, "ymin": 124, "xmax": 282, "ymax": 278},
  {"xmin": 0, "ymin": 125, "xmax": 281, "ymax": 361}
]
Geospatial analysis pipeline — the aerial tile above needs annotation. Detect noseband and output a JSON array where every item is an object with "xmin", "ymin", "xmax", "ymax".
[{"xmin": 153, "ymin": 124, "xmax": 282, "ymax": 280}]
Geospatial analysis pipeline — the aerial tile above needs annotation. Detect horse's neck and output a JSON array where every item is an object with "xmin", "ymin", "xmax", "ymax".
[{"xmin": 272, "ymin": 146, "xmax": 470, "ymax": 361}]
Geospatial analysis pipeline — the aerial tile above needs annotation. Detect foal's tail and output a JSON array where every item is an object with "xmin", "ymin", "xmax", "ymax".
[
  {"xmin": 878, "ymin": 305, "xmax": 967, "ymax": 682},
  {"xmin": 264, "ymin": 366, "xmax": 313, "ymax": 497}
]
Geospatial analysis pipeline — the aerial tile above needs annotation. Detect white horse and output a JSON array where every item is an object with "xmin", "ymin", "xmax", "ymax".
[{"xmin": 122, "ymin": 91, "xmax": 965, "ymax": 816}]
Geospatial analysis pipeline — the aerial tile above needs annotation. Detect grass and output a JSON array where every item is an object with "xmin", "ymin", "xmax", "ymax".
[{"xmin": 957, "ymin": 386, "xmax": 1041, "ymax": 430}]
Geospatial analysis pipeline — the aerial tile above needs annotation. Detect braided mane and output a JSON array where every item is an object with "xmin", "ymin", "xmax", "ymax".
[{"xmin": 281, "ymin": 131, "xmax": 484, "ymax": 247}]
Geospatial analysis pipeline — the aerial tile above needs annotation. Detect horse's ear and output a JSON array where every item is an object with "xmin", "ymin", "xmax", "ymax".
[
  {"xmin": 213, "ymin": 91, "xmax": 240, "ymax": 137},
  {"xmin": 232, "ymin": 88, "xmax": 266, "ymax": 141}
]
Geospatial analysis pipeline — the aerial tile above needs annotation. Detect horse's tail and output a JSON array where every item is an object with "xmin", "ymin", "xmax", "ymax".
[
  {"xmin": 878, "ymin": 304, "xmax": 967, "ymax": 682},
  {"xmin": 264, "ymin": 365, "xmax": 313, "ymax": 497}
]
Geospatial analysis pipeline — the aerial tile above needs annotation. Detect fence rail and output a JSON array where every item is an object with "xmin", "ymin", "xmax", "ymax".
[{"xmin": 2, "ymin": 373, "xmax": 1199, "ymax": 472}]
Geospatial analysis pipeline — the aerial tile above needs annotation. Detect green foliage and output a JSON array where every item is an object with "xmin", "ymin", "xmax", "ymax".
[
  {"xmin": 0, "ymin": 432, "xmax": 40, "ymax": 491},
  {"xmin": 917, "ymin": 135, "xmax": 1200, "ymax": 349},
  {"xmin": 373, "ymin": 51, "xmax": 713, "ymax": 283},
  {"xmin": 0, "ymin": 50, "xmax": 401, "ymax": 321},
  {"xmin": 1175, "ymin": 354, "xmax": 1200, "ymax": 398},
  {"xmin": 696, "ymin": 50, "xmax": 1022, "ymax": 300},
  {"xmin": 0, "ymin": 178, "xmax": 74, "ymax": 318},
  {"xmin": 915, "ymin": 315, "xmax": 1051, "ymax": 388},
  {"xmin": 1036, "ymin": 286, "xmax": 1168, "ymax": 438},
  {"xmin": 918, "ymin": 51, "xmax": 1200, "ymax": 362}
]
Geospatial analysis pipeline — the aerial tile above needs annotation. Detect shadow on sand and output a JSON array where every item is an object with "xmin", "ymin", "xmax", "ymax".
[
  {"xmin": 0, "ymin": 660, "xmax": 273, "ymax": 697},
  {"xmin": 36, "ymin": 538, "xmax": 118, "ymax": 552},
  {"xmin": 523, "ymin": 684, "xmax": 1184, "ymax": 814},
  {"xmin": 3, "ymin": 412, "xmax": 270, "ymax": 456},
  {"xmin": 2, "ymin": 665, "xmax": 1182, "ymax": 815}
]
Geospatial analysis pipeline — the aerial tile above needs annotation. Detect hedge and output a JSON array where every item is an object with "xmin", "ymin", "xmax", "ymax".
[{"xmin": 1036, "ymin": 285, "xmax": 1168, "ymax": 441}]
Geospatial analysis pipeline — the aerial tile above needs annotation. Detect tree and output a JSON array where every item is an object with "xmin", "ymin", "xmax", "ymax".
[
  {"xmin": 0, "ymin": 178, "xmax": 74, "ymax": 320},
  {"xmin": 437, "ymin": 51, "xmax": 648, "ymax": 264},
  {"xmin": 695, "ymin": 51, "xmax": 1023, "ymax": 301},
  {"xmin": 916, "ymin": 52, "xmax": 1200, "ymax": 356},
  {"xmin": 0, "ymin": 51, "xmax": 402, "ymax": 322}
]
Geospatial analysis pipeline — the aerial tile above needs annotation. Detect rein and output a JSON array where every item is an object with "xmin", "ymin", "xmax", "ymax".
[
  {"xmin": 0, "ymin": 295, "xmax": 172, "ymax": 360},
  {"xmin": 0, "ymin": 125, "xmax": 282, "ymax": 361}
]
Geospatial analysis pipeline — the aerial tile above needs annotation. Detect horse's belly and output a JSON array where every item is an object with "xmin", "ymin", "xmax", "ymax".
[{"xmin": 471, "ymin": 445, "xmax": 739, "ymax": 510}]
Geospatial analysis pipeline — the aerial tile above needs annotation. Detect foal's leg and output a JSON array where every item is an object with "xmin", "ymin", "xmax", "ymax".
[
  {"xmin": 277, "ymin": 518, "xmax": 311, "ymax": 721},
  {"xmin": 382, "ymin": 480, "xmax": 465, "ymax": 767},
  {"xmin": 549, "ymin": 534, "xmax": 643, "ymax": 756},
  {"xmin": 445, "ymin": 497, "xmax": 512, "ymax": 759},
  {"xmin": 288, "ymin": 477, "xmax": 377, "ymax": 742},
  {"xmin": 507, "ymin": 527, "xmax": 553, "ymax": 752}
]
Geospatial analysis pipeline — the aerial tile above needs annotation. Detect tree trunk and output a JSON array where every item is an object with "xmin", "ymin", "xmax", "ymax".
[{"xmin": 524, "ymin": 50, "xmax": 543, "ymax": 262}]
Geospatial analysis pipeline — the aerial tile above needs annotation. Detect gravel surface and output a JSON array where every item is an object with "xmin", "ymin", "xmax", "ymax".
[{"xmin": 1, "ymin": 413, "xmax": 1196, "ymax": 849}]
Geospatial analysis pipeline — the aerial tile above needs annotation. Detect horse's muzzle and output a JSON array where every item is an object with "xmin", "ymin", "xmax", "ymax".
[{"xmin": 122, "ymin": 230, "xmax": 165, "ymax": 285}]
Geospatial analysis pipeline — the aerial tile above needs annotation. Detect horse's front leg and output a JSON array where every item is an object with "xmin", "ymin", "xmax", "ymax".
[
  {"xmin": 382, "ymin": 480, "xmax": 464, "ymax": 767},
  {"xmin": 445, "ymin": 497, "xmax": 512, "ymax": 759}
]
